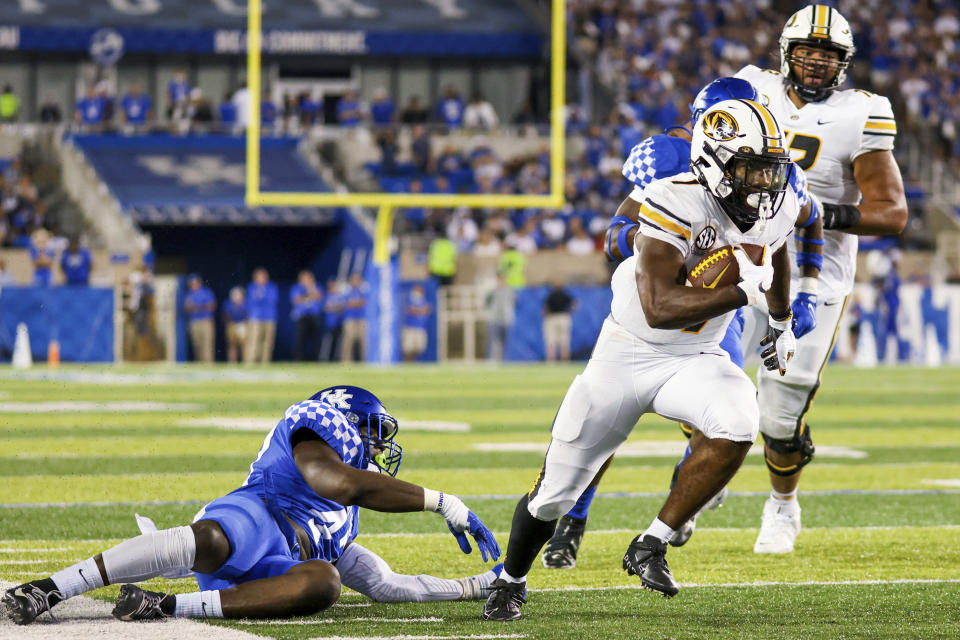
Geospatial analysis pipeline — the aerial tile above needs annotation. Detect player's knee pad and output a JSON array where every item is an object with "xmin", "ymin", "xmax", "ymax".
[
  {"xmin": 527, "ymin": 493, "xmax": 575, "ymax": 522},
  {"xmin": 761, "ymin": 423, "xmax": 815, "ymax": 476}
]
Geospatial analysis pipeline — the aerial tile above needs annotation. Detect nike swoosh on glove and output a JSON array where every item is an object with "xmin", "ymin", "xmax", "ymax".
[
  {"xmin": 447, "ymin": 511, "xmax": 502, "ymax": 562},
  {"xmin": 791, "ymin": 292, "xmax": 817, "ymax": 339},
  {"xmin": 734, "ymin": 246, "xmax": 773, "ymax": 307},
  {"xmin": 760, "ymin": 314, "xmax": 797, "ymax": 376}
]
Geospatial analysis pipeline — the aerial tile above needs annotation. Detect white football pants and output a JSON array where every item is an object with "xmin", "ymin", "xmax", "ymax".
[
  {"xmin": 742, "ymin": 297, "xmax": 848, "ymax": 440},
  {"xmin": 527, "ymin": 318, "xmax": 759, "ymax": 522}
]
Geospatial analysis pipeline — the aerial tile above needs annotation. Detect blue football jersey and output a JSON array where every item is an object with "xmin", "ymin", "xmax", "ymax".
[
  {"xmin": 621, "ymin": 135, "xmax": 691, "ymax": 192},
  {"xmin": 242, "ymin": 399, "xmax": 366, "ymax": 562}
]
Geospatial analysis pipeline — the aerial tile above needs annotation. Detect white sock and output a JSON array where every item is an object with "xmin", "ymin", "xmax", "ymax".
[
  {"xmin": 499, "ymin": 570, "xmax": 525, "ymax": 584},
  {"xmin": 771, "ymin": 488, "xmax": 799, "ymax": 510},
  {"xmin": 51, "ymin": 558, "xmax": 105, "ymax": 599},
  {"xmin": 643, "ymin": 518, "xmax": 675, "ymax": 544},
  {"xmin": 174, "ymin": 590, "xmax": 223, "ymax": 618}
]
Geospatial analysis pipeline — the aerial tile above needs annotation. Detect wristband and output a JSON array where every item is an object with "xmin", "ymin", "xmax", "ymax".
[
  {"xmin": 799, "ymin": 277, "xmax": 819, "ymax": 295},
  {"xmin": 794, "ymin": 235, "xmax": 825, "ymax": 245},
  {"xmin": 423, "ymin": 488, "xmax": 442, "ymax": 512},
  {"xmin": 822, "ymin": 203, "xmax": 861, "ymax": 230},
  {"xmin": 770, "ymin": 309, "xmax": 793, "ymax": 323},
  {"xmin": 616, "ymin": 222, "xmax": 637, "ymax": 258},
  {"xmin": 796, "ymin": 251, "xmax": 824, "ymax": 270},
  {"xmin": 798, "ymin": 199, "xmax": 821, "ymax": 228}
]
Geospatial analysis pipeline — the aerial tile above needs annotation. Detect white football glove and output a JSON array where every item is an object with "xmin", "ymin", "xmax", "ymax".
[
  {"xmin": 760, "ymin": 314, "xmax": 796, "ymax": 376},
  {"xmin": 734, "ymin": 246, "xmax": 773, "ymax": 307}
]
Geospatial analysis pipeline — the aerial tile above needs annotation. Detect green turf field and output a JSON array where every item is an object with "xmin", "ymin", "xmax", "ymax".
[{"xmin": 1, "ymin": 364, "xmax": 959, "ymax": 639}]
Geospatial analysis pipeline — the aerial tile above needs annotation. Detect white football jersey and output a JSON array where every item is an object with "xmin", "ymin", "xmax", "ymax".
[
  {"xmin": 736, "ymin": 65, "xmax": 897, "ymax": 302},
  {"xmin": 610, "ymin": 173, "xmax": 800, "ymax": 354}
]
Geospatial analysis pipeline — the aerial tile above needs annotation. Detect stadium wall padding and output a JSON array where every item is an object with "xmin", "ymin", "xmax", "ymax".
[
  {"xmin": 507, "ymin": 286, "xmax": 613, "ymax": 362},
  {"xmin": 0, "ymin": 287, "xmax": 114, "ymax": 362}
]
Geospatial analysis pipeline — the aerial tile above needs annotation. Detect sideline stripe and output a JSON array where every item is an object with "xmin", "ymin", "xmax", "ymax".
[
  {"xmin": 233, "ymin": 617, "xmax": 443, "ymax": 625},
  {"xmin": 2, "ymin": 488, "xmax": 959, "ymax": 509},
  {"xmin": 532, "ymin": 578, "xmax": 960, "ymax": 593}
]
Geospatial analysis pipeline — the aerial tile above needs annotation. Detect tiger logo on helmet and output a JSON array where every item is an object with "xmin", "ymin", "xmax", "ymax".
[{"xmin": 701, "ymin": 110, "xmax": 740, "ymax": 142}]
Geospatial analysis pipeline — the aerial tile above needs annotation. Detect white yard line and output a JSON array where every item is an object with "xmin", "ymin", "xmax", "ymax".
[
  {"xmin": 0, "ymin": 549, "xmax": 70, "ymax": 553},
  {"xmin": 532, "ymin": 578, "xmax": 960, "ymax": 592},
  {"xmin": 472, "ymin": 441, "xmax": 867, "ymax": 459},
  {"xmin": 923, "ymin": 479, "xmax": 960, "ymax": 488},
  {"xmin": 0, "ymin": 580, "xmax": 260, "ymax": 640},
  {"xmin": 3, "ymin": 487, "xmax": 958, "ymax": 510},
  {"xmin": 351, "ymin": 523, "xmax": 960, "ymax": 539},
  {"xmin": 233, "ymin": 617, "xmax": 443, "ymax": 625},
  {"xmin": 0, "ymin": 402, "xmax": 202, "ymax": 413}
]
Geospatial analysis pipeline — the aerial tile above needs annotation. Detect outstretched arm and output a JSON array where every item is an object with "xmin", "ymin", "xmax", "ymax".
[
  {"xmin": 294, "ymin": 434, "xmax": 500, "ymax": 560},
  {"xmin": 293, "ymin": 436, "xmax": 425, "ymax": 512}
]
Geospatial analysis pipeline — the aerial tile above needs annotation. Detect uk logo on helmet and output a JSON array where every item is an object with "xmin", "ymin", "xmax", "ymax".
[
  {"xmin": 702, "ymin": 111, "xmax": 739, "ymax": 141},
  {"xmin": 319, "ymin": 388, "xmax": 353, "ymax": 409}
]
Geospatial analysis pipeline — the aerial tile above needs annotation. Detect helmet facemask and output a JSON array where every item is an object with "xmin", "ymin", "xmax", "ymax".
[
  {"xmin": 784, "ymin": 41, "xmax": 851, "ymax": 102},
  {"xmin": 694, "ymin": 143, "xmax": 792, "ymax": 232},
  {"xmin": 346, "ymin": 410, "xmax": 403, "ymax": 477},
  {"xmin": 779, "ymin": 5, "xmax": 856, "ymax": 103}
]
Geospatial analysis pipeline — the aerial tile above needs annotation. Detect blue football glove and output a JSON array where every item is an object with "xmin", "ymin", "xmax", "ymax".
[
  {"xmin": 791, "ymin": 291, "xmax": 818, "ymax": 339},
  {"xmin": 447, "ymin": 511, "xmax": 502, "ymax": 562}
]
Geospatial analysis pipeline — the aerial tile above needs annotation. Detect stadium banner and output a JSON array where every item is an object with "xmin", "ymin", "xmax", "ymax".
[
  {"xmin": 1, "ymin": 0, "xmax": 542, "ymax": 57},
  {"xmin": 0, "ymin": 286, "xmax": 114, "ymax": 363}
]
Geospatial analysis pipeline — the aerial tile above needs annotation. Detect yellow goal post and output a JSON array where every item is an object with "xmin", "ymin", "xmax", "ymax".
[{"xmin": 245, "ymin": 0, "xmax": 567, "ymax": 257}]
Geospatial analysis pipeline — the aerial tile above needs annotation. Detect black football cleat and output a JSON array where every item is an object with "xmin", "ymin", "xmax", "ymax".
[
  {"xmin": 481, "ymin": 578, "xmax": 527, "ymax": 621},
  {"xmin": 2, "ymin": 580, "xmax": 62, "ymax": 625},
  {"xmin": 622, "ymin": 534, "xmax": 679, "ymax": 598},
  {"xmin": 541, "ymin": 514, "xmax": 587, "ymax": 569},
  {"xmin": 111, "ymin": 584, "xmax": 175, "ymax": 621}
]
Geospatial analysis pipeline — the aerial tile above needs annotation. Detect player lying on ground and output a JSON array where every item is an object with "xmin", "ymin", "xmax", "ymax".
[
  {"xmin": 3, "ymin": 386, "xmax": 501, "ymax": 625},
  {"xmin": 542, "ymin": 76, "xmax": 824, "ymax": 569},
  {"xmin": 483, "ymin": 98, "xmax": 819, "ymax": 621}
]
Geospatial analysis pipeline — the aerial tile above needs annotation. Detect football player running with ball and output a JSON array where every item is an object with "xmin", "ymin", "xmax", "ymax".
[
  {"xmin": 4, "ymin": 386, "xmax": 501, "ymax": 625},
  {"xmin": 734, "ymin": 4, "xmax": 907, "ymax": 554},
  {"xmin": 542, "ymin": 77, "xmax": 824, "ymax": 570},
  {"xmin": 483, "ymin": 98, "xmax": 823, "ymax": 621}
]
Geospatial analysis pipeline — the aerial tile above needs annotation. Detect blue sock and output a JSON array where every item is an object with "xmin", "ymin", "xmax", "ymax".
[{"xmin": 566, "ymin": 485, "xmax": 597, "ymax": 520}]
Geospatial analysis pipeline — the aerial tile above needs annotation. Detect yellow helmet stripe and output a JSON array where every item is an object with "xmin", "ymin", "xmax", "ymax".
[
  {"xmin": 811, "ymin": 4, "xmax": 830, "ymax": 38},
  {"xmin": 741, "ymin": 99, "xmax": 782, "ymax": 148}
]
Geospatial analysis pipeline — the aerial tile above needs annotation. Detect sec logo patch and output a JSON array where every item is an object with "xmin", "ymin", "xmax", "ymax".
[{"xmin": 694, "ymin": 226, "xmax": 717, "ymax": 253}]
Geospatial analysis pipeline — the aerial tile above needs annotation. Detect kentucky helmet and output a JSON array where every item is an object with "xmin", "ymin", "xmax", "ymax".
[
  {"xmin": 311, "ymin": 385, "xmax": 403, "ymax": 476},
  {"xmin": 690, "ymin": 77, "xmax": 758, "ymax": 125},
  {"xmin": 779, "ymin": 4, "xmax": 856, "ymax": 102},
  {"xmin": 690, "ymin": 99, "xmax": 792, "ymax": 230}
]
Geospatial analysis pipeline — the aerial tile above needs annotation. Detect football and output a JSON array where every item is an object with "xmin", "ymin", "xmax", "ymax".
[{"xmin": 686, "ymin": 244, "xmax": 765, "ymax": 289}]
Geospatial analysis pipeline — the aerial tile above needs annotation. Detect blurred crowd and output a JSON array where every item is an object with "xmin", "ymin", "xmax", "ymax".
[{"xmin": 568, "ymin": 0, "xmax": 960, "ymax": 169}]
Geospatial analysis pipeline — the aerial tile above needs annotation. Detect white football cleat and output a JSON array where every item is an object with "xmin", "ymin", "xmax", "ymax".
[{"xmin": 753, "ymin": 497, "xmax": 801, "ymax": 554}]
